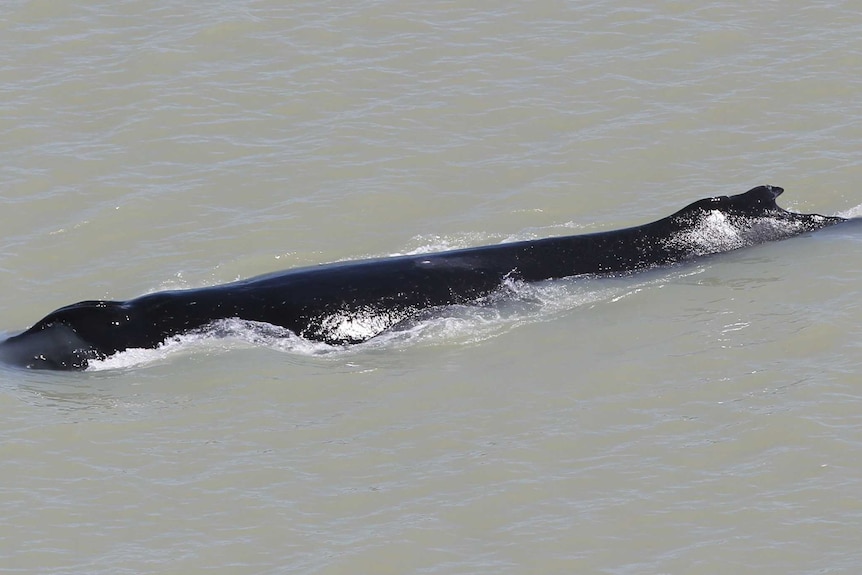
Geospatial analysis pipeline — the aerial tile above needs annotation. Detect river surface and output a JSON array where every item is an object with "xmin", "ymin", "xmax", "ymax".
[{"xmin": 2, "ymin": 1, "xmax": 862, "ymax": 573}]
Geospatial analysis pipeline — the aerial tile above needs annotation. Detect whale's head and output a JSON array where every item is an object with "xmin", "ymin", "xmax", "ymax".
[{"xmin": 0, "ymin": 300, "xmax": 142, "ymax": 370}]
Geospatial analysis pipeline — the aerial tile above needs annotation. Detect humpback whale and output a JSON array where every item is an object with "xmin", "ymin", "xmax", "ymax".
[{"xmin": 0, "ymin": 185, "xmax": 846, "ymax": 370}]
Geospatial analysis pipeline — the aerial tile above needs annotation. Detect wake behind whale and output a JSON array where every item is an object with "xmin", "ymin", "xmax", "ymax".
[{"xmin": 0, "ymin": 185, "xmax": 847, "ymax": 371}]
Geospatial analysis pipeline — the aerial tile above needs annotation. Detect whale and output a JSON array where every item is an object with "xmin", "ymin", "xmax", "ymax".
[{"xmin": 0, "ymin": 185, "xmax": 847, "ymax": 370}]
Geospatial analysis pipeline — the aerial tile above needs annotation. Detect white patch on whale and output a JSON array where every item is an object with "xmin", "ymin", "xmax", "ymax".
[{"xmin": 665, "ymin": 210, "xmax": 826, "ymax": 258}]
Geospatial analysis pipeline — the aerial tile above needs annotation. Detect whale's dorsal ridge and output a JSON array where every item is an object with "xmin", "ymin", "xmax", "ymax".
[
  {"xmin": 674, "ymin": 184, "xmax": 786, "ymax": 220},
  {"xmin": 746, "ymin": 184, "xmax": 783, "ymax": 197},
  {"xmin": 740, "ymin": 184, "xmax": 784, "ymax": 207}
]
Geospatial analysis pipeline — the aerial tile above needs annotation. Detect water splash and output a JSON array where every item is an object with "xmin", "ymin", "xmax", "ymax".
[{"xmin": 838, "ymin": 203, "xmax": 862, "ymax": 219}]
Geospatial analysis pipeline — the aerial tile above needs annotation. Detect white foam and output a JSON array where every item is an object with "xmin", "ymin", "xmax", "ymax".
[
  {"xmin": 392, "ymin": 232, "xmax": 507, "ymax": 256},
  {"xmin": 87, "ymin": 319, "xmax": 331, "ymax": 371},
  {"xmin": 663, "ymin": 210, "xmax": 821, "ymax": 258},
  {"xmin": 313, "ymin": 306, "xmax": 412, "ymax": 343},
  {"xmin": 838, "ymin": 204, "xmax": 862, "ymax": 219}
]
